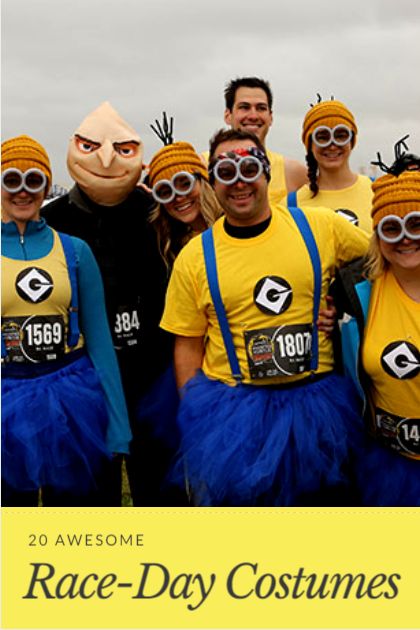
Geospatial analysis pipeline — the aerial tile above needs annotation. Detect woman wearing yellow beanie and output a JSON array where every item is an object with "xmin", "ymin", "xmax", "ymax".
[
  {"xmin": 1, "ymin": 135, "xmax": 131, "ymax": 506},
  {"xmin": 336, "ymin": 151, "xmax": 420, "ymax": 505},
  {"xmin": 288, "ymin": 96, "xmax": 373, "ymax": 235},
  {"xmin": 147, "ymin": 119, "xmax": 223, "ymax": 268}
]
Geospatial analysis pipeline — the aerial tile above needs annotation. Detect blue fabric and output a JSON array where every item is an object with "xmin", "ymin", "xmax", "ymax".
[
  {"xmin": 2, "ymin": 352, "xmax": 111, "ymax": 492},
  {"xmin": 136, "ymin": 363, "xmax": 180, "ymax": 450},
  {"xmin": 355, "ymin": 438, "xmax": 420, "ymax": 506},
  {"xmin": 287, "ymin": 191, "xmax": 297, "ymax": 208},
  {"xmin": 289, "ymin": 207, "xmax": 322, "ymax": 371},
  {"xmin": 1, "ymin": 219, "xmax": 131, "ymax": 454},
  {"xmin": 202, "ymin": 228, "xmax": 242, "ymax": 381},
  {"xmin": 340, "ymin": 279, "xmax": 371, "ymax": 402},
  {"xmin": 169, "ymin": 372, "xmax": 363, "ymax": 506},
  {"xmin": 57, "ymin": 232, "xmax": 80, "ymax": 348}
]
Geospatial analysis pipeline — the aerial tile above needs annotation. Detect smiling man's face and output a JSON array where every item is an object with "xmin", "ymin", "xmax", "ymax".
[{"xmin": 67, "ymin": 102, "xmax": 143, "ymax": 205}]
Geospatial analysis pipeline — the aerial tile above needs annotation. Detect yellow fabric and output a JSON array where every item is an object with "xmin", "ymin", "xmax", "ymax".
[
  {"xmin": 1, "ymin": 231, "xmax": 84, "ymax": 353},
  {"xmin": 371, "ymin": 171, "xmax": 420, "ymax": 228},
  {"xmin": 1, "ymin": 135, "xmax": 52, "ymax": 190},
  {"xmin": 295, "ymin": 175, "xmax": 373, "ymax": 234},
  {"xmin": 201, "ymin": 149, "xmax": 287, "ymax": 208},
  {"xmin": 161, "ymin": 206, "xmax": 369, "ymax": 385},
  {"xmin": 302, "ymin": 100, "xmax": 358, "ymax": 150},
  {"xmin": 149, "ymin": 142, "xmax": 208, "ymax": 186},
  {"xmin": 362, "ymin": 270, "xmax": 420, "ymax": 422},
  {"xmin": 266, "ymin": 149, "xmax": 287, "ymax": 208}
]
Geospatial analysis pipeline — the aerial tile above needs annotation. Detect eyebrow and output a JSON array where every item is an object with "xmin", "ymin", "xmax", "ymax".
[
  {"xmin": 113, "ymin": 140, "xmax": 140, "ymax": 146},
  {"xmin": 75, "ymin": 133, "xmax": 100, "ymax": 145}
]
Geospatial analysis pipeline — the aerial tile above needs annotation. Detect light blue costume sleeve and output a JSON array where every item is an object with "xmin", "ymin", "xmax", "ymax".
[{"xmin": 72, "ymin": 237, "xmax": 132, "ymax": 454}]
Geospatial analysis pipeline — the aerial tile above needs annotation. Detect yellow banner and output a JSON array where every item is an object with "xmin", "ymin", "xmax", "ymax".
[{"xmin": 2, "ymin": 508, "xmax": 419, "ymax": 629}]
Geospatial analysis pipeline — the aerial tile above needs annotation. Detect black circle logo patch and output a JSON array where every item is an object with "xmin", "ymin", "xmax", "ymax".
[
  {"xmin": 254, "ymin": 276, "xmax": 293, "ymax": 315},
  {"xmin": 381, "ymin": 341, "xmax": 420, "ymax": 380},
  {"xmin": 16, "ymin": 267, "xmax": 54, "ymax": 303},
  {"xmin": 335, "ymin": 208, "xmax": 359, "ymax": 226}
]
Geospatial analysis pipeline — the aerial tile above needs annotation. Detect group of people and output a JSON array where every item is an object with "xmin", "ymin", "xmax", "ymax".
[{"xmin": 2, "ymin": 77, "xmax": 419, "ymax": 507}]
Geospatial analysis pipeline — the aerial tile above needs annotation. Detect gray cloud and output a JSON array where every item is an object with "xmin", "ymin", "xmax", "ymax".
[{"xmin": 2, "ymin": 0, "xmax": 420, "ymax": 185}]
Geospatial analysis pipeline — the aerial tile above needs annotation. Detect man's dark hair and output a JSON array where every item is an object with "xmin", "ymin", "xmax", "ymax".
[{"xmin": 224, "ymin": 77, "xmax": 273, "ymax": 111}]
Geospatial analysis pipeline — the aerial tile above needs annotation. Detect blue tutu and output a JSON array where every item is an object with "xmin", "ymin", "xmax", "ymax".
[
  {"xmin": 170, "ymin": 371, "xmax": 363, "ymax": 506},
  {"xmin": 136, "ymin": 363, "xmax": 180, "ymax": 450},
  {"xmin": 2, "ymin": 350, "xmax": 111, "ymax": 493},
  {"xmin": 355, "ymin": 438, "xmax": 420, "ymax": 506}
]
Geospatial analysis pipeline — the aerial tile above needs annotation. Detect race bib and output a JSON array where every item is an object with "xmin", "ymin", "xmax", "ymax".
[
  {"xmin": 375, "ymin": 408, "xmax": 420, "ymax": 460},
  {"xmin": 2, "ymin": 315, "xmax": 65, "ymax": 363},
  {"xmin": 245, "ymin": 323, "xmax": 313, "ymax": 379},
  {"xmin": 113, "ymin": 304, "xmax": 141, "ymax": 349}
]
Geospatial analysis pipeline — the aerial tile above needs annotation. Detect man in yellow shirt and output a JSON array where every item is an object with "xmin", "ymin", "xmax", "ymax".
[
  {"xmin": 203, "ymin": 77, "xmax": 307, "ymax": 207},
  {"xmin": 161, "ymin": 128, "xmax": 369, "ymax": 507}
]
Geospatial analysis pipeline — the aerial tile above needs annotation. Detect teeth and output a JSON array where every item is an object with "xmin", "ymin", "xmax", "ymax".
[{"xmin": 175, "ymin": 202, "xmax": 192, "ymax": 211}]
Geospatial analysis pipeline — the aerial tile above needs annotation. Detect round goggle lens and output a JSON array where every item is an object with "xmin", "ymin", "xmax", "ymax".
[
  {"xmin": 406, "ymin": 214, "xmax": 420, "ymax": 238},
  {"xmin": 154, "ymin": 181, "xmax": 173, "ymax": 201},
  {"xmin": 214, "ymin": 159, "xmax": 237, "ymax": 184},
  {"xmin": 25, "ymin": 172, "xmax": 46, "ymax": 190},
  {"xmin": 2, "ymin": 171, "xmax": 23, "ymax": 191},
  {"xmin": 172, "ymin": 172, "xmax": 195, "ymax": 195},
  {"xmin": 239, "ymin": 158, "xmax": 262, "ymax": 181}
]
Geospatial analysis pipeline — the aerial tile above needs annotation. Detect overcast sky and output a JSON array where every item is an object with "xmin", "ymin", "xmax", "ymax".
[{"xmin": 2, "ymin": 0, "xmax": 420, "ymax": 186}]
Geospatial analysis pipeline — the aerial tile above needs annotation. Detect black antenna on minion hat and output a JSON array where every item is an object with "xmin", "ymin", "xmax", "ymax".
[
  {"xmin": 150, "ymin": 112, "xmax": 174, "ymax": 146},
  {"xmin": 371, "ymin": 134, "xmax": 420, "ymax": 176}
]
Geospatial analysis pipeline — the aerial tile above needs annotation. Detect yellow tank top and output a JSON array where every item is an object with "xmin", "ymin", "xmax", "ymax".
[
  {"xmin": 362, "ymin": 270, "xmax": 420, "ymax": 459},
  {"xmin": 296, "ymin": 175, "xmax": 373, "ymax": 234},
  {"xmin": 2, "ymin": 231, "xmax": 84, "ymax": 363}
]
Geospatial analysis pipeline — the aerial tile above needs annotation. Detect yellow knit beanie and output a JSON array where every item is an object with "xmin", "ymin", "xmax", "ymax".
[
  {"xmin": 1, "ymin": 135, "xmax": 52, "ymax": 190},
  {"xmin": 302, "ymin": 100, "xmax": 358, "ymax": 151},
  {"xmin": 371, "ymin": 171, "xmax": 420, "ymax": 228},
  {"xmin": 148, "ymin": 142, "xmax": 208, "ymax": 187}
]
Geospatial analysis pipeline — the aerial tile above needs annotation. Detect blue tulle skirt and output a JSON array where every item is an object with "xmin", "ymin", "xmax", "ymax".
[
  {"xmin": 356, "ymin": 438, "xmax": 420, "ymax": 506},
  {"xmin": 170, "ymin": 371, "xmax": 363, "ymax": 506},
  {"xmin": 2, "ymin": 350, "xmax": 111, "ymax": 493},
  {"xmin": 136, "ymin": 363, "xmax": 180, "ymax": 451}
]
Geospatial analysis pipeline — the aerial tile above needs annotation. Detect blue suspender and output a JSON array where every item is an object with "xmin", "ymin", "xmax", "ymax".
[
  {"xmin": 57, "ymin": 232, "xmax": 80, "ymax": 348},
  {"xmin": 288, "ymin": 208, "xmax": 322, "ymax": 371},
  {"xmin": 202, "ymin": 209, "xmax": 322, "ymax": 379},
  {"xmin": 287, "ymin": 190, "xmax": 297, "ymax": 208},
  {"xmin": 202, "ymin": 228, "xmax": 243, "ymax": 382}
]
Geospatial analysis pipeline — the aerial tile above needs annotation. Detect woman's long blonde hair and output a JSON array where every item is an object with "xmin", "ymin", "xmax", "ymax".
[{"xmin": 149, "ymin": 176, "xmax": 224, "ymax": 269}]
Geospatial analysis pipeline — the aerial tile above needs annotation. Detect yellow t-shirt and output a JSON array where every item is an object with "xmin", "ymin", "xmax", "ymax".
[
  {"xmin": 362, "ymin": 270, "xmax": 420, "ymax": 458},
  {"xmin": 295, "ymin": 175, "xmax": 373, "ymax": 234},
  {"xmin": 161, "ymin": 206, "xmax": 369, "ymax": 386},
  {"xmin": 201, "ymin": 149, "xmax": 287, "ymax": 211}
]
